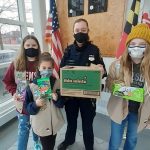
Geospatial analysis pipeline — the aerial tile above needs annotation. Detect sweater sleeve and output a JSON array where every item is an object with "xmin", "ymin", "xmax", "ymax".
[
  {"xmin": 2, "ymin": 62, "xmax": 17, "ymax": 96},
  {"xmin": 25, "ymin": 85, "xmax": 40, "ymax": 115}
]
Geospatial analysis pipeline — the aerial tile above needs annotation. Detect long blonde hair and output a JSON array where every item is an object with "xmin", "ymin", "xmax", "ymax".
[
  {"xmin": 120, "ymin": 42, "xmax": 150, "ymax": 87},
  {"xmin": 15, "ymin": 35, "xmax": 41, "ymax": 71}
]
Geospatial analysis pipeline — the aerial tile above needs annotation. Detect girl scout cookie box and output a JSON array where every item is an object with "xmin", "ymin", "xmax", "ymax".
[
  {"xmin": 113, "ymin": 84, "xmax": 144, "ymax": 102},
  {"xmin": 60, "ymin": 65, "xmax": 101, "ymax": 99}
]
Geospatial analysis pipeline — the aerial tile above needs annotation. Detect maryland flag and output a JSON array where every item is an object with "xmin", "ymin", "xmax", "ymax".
[
  {"xmin": 116, "ymin": 0, "xmax": 141, "ymax": 58},
  {"xmin": 140, "ymin": 0, "xmax": 150, "ymax": 27}
]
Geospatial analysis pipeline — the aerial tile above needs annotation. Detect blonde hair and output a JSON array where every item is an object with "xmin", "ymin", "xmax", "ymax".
[
  {"xmin": 120, "ymin": 42, "xmax": 150, "ymax": 87},
  {"xmin": 141, "ymin": 44, "xmax": 150, "ymax": 86},
  {"xmin": 15, "ymin": 35, "xmax": 41, "ymax": 71}
]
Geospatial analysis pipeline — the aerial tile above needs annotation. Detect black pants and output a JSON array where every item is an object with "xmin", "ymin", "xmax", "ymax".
[
  {"xmin": 40, "ymin": 134, "xmax": 56, "ymax": 150},
  {"xmin": 64, "ymin": 98, "xmax": 96, "ymax": 150}
]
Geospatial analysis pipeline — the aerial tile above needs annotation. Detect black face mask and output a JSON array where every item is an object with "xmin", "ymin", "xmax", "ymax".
[
  {"xmin": 25, "ymin": 48, "xmax": 39, "ymax": 57},
  {"xmin": 74, "ymin": 32, "xmax": 89, "ymax": 43}
]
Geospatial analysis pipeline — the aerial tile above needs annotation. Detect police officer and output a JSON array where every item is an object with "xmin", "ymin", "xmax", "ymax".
[{"xmin": 57, "ymin": 18, "xmax": 107, "ymax": 150}]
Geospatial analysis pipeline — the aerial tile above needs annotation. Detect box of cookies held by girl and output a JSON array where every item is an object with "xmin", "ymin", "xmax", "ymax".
[{"xmin": 113, "ymin": 84, "xmax": 144, "ymax": 102}]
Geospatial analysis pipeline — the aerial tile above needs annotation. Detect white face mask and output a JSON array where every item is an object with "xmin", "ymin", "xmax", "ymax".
[{"xmin": 128, "ymin": 46, "xmax": 145, "ymax": 59}]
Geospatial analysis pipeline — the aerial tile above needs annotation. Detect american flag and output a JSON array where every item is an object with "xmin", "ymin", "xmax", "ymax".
[
  {"xmin": 45, "ymin": 0, "xmax": 63, "ymax": 79},
  {"xmin": 116, "ymin": 0, "xmax": 141, "ymax": 58}
]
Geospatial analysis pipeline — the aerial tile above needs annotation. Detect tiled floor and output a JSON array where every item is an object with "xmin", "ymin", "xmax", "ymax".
[
  {"xmin": 8, "ymin": 124, "xmax": 109, "ymax": 150},
  {"xmin": 2, "ymin": 94, "xmax": 150, "ymax": 150},
  {"xmin": 7, "ymin": 94, "xmax": 110, "ymax": 150}
]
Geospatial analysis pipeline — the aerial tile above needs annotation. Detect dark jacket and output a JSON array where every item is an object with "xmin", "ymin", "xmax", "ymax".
[
  {"xmin": 25, "ymin": 76, "xmax": 63, "ymax": 115},
  {"xmin": 60, "ymin": 42, "xmax": 107, "ymax": 78},
  {"xmin": 25, "ymin": 76, "xmax": 64, "ymax": 136}
]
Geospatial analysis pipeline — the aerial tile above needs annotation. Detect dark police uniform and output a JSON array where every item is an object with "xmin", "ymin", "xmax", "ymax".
[{"xmin": 60, "ymin": 42, "xmax": 107, "ymax": 150}]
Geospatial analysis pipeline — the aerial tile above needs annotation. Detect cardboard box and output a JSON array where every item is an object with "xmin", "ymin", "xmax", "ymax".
[
  {"xmin": 113, "ymin": 84, "xmax": 144, "ymax": 102},
  {"xmin": 60, "ymin": 66, "xmax": 101, "ymax": 98}
]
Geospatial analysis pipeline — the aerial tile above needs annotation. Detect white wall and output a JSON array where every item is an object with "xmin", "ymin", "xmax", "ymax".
[
  {"xmin": 103, "ymin": 57, "xmax": 115, "ymax": 72},
  {"xmin": 96, "ymin": 57, "xmax": 115, "ymax": 115}
]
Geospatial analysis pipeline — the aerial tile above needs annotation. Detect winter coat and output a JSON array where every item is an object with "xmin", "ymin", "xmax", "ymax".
[{"xmin": 106, "ymin": 60, "xmax": 150, "ymax": 132}]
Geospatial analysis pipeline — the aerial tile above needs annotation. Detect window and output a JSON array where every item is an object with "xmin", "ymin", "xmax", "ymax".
[
  {"xmin": 0, "ymin": 0, "xmax": 27, "ymax": 107},
  {"xmin": 68, "ymin": 0, "xmax": 84, "ymax": 17},
  {"xmin": 24, "ymin": 0, "xmax": 33, "ymax": 23},
  {"xmin": 0, "ymin": 24, "xmax": 21, "ymax": 51},
  {"xmin": 0, "ymin": 23, "xmax": 20, "ymax": 104},
  {"xmin": 88, "ymin": 0, "xmax": 108, "ymax": 14},
  {"xmin": 0, "ymin": 0, "xmax": 19, "ymax": 20},
  {"xmin": 0, "ymin": 0, "xmax": 48, "ymax": 126},
  {"xmin": 0, "ymin": 67, "xmax": 12, "ymax": 104}
]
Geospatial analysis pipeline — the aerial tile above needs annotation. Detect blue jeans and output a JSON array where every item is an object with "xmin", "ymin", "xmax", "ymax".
[
  {"xmin": 109, "ymin": 112, "xmax": 138, "ymax": 150},
  {"xmin": 17, "ymin": 113, "xmax": 39, "ymax": 150}
]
